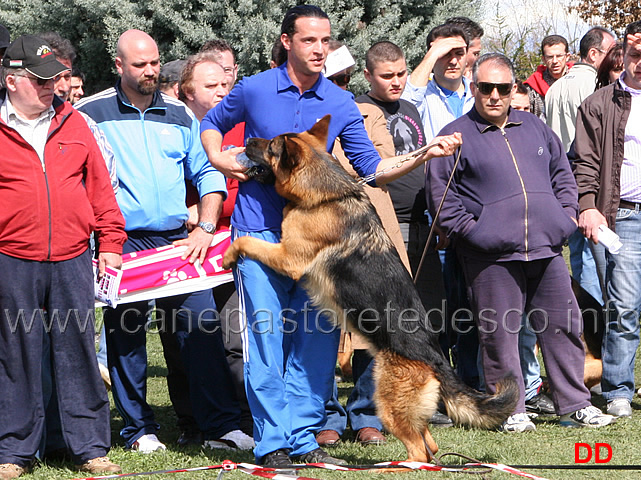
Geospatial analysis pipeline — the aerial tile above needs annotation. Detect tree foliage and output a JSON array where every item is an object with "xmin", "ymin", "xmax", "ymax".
[
  {"xmin": 572, "ymin": 0, "xmax": 641, "ymax": 33},
  {"xmin": 0, "ymin": 0, "xmax": 477, "ymax": 96}
]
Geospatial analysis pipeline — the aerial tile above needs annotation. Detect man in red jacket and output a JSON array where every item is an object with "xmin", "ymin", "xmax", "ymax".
[
  {"xmin": 0, "ymin": 35, "xmax": 126, "ymax": 479},
  {"xmin": 523, "ymin": 34, "xmax": 571, "ymax": 120}
]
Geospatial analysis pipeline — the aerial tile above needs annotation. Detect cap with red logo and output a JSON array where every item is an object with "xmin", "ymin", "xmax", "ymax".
[{"xmin": 2, "ymin": 35, "xmax": 70, "ymax": 79}]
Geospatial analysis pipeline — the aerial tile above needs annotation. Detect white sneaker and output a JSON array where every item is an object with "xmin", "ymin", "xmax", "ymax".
[
  {"xmin": 500, "ymin": 413, "xmax": 536, "ymax": 432},
  {"xmin": 203, "ymin": 429, "xmax": 255, "ymax": 450},
  {"xmin": 606, "ymin": 398, "xmax": 632, "ymax": 417},
  {"xmin": 132, "ymin": 433, "xmax": 166, "ymax": 453},
  {"xmin": 560, "ymin": 405, "xmax": 616, "ymax": 427}
]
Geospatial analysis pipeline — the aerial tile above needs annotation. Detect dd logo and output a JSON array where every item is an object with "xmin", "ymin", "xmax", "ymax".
[{"xmin": 575, "ymin": 443, "xmax": 613, "ymax": 463}]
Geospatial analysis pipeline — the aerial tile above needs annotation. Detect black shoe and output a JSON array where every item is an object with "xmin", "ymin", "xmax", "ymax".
[
  {"xmin": 295, "ymin": 447, "xmax": 347, "ymax": 465},
  {"xmin": 429, "ymin": 411, "xmax": 454, "ymax": 427},
  {"xmin": 525, "ymin": 393, "xmax": 555, "ymax": 415},
  {"xmin": 261, "ymin": 449, "xmax": 293, "ymax": 468},
  {"xmin": 177, "ymin": 429, "xmax": 203, "ymax": 447}
]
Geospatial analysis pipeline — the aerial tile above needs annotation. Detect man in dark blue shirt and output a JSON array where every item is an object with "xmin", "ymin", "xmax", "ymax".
[{"xmin": 428, "ymin": 53, "xmax": 615, "ymax": 433}]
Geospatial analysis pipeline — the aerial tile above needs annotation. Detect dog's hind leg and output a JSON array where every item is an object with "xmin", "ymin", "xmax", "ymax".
[
  {"xmin": 373, "ymin": 351, "xmax": 440, "ymax": 463},
  {"xmin": 420, "ymin": 426, "xmax": 439, "ymax": 461}
]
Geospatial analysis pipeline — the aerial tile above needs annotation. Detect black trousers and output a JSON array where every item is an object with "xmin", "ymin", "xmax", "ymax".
[{"xmin": 0, "ymin": 250, "xmax": 110, "ymax": 467}]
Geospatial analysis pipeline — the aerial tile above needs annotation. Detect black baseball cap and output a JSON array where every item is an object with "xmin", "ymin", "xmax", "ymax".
[
  {"xmin": 159, "ymin": 59, "xmax": 186, "ymax": 84},
  {"xmin": 0, "ymin": 25, "xmax": 9, "ymax": 50},
  {"xmin": 2, "ymin": 34, "xmax": 70, "ymax": 79}
]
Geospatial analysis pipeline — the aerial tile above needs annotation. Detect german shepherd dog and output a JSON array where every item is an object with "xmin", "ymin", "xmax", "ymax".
[{"xmin": 222, "ymin": 116, "xmax": 519, "ymax": 462}]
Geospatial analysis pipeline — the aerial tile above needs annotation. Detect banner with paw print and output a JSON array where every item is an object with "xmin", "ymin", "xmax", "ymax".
[{"xmin": 96, "ymin": 228, "xmax": 233, "ymax": 306}]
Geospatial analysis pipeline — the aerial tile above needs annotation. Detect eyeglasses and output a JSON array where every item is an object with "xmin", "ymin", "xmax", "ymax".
[
  {"xmin": 543, "ymin": 54, "xmax": 568, "ymax": 62},
  {"xmin": 476, "ymin": 82, "xmax": 513, "ymax": 96},
  {"xmin": 329, "ymin": 72, "xmax": 351, "ymax": 87},
  {"xmin": 13, "ymin": 73, "xmax": 53, "ymax": 87},
  {"xmin": 54, "ymin": 71, "xmax": 72, "ymax": 82}
]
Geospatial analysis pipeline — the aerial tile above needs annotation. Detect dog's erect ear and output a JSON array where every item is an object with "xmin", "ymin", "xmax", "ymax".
[
  {"xmin": 269, "ymin": 135, "xmax": 301, "ymax": 171},
  {"xmin": 306, "ymin": 115, "xmax": 331, "ymax": 147},
  {"xmin": 281, "ymin": 136, "xmax": 303, "ymax": 171}
]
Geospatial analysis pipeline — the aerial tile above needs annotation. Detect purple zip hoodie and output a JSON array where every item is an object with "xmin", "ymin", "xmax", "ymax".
[{"xmin": 427, "ymin": 106, "xmax": 578, "ymax": 262}]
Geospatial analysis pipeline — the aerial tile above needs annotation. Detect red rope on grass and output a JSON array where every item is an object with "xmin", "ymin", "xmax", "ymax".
[{"xmin": 70, "ymin": 459, "xmax": 549, "ymax": 480}]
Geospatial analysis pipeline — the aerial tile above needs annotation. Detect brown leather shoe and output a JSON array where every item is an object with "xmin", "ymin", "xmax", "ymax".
[
  {"xmin": 76, "ymin": 456, "xmax": 122, "ymax": 474},
  {"xmin": 316, "ymin": 429, "xmax": 340, "ymax": 447},
  {"xmin": 0, "ymin": 464, "xmax": 26, "ymax": 480},
  {"xmin": 355, "ymin": 427, "xmax": 386, "ymax": 446}
]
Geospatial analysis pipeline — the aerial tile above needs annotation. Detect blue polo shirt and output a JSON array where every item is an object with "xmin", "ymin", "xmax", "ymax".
[{"xmin": 201, "ymin": 63, "xmax": 382, "ymax": 232}]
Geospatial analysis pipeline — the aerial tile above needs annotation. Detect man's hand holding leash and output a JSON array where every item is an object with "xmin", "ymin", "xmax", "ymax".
[{"xmin": 372, "ymin": 132, "xmax": 462, "ymax": 185}]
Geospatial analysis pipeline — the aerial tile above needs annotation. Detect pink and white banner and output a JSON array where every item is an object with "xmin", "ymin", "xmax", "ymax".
[{"xmin": 96, "ymin": 228, "xmax": 234, "ymax": 307}]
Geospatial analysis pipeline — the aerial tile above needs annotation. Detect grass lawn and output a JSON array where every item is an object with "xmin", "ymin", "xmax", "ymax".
[{"xmin": 22, "ymin": 319, "xmax": 641, "ymax": 480}]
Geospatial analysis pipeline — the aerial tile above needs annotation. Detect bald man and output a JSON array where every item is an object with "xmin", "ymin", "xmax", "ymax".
[{"xmin": 76, "ymin": 30, "xmax": 253, "ymax": 453}]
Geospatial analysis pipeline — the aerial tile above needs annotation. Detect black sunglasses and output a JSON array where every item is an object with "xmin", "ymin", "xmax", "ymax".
[
  {"xmin": 14, "ymin": 73, "xmax": 51, "ymax": 87},
  {"xmin": 476, "ymin": 82, "xmax": 513, "ymax": 96},
  {"xmin": 329, "ymin": 73, "xmax": 351, "ymax": 87}
]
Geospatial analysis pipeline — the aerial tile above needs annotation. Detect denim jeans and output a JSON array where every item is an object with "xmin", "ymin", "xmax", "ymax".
[
  {"xmin": 518, "ymin": 317, "xmax": 542, "ymax": 401},
  {"xmin": 568, "ymin": 229, "xmax": 604, "ymax": 305},
  {"xmin": 602, "ymin": 206, "xmax": 641, "ymax": 402},
  {"xmin": 323, "ymin": 349, "xmax": 382, "ymax": 434}
]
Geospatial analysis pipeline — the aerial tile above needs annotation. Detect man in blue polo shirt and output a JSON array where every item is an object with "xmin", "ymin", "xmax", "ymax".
[
  {"xmin": 201, "ymin": 5, "xmax": 461, "ymax": 467},
  {"xmin": 76, "ymin": 29, "xmax": 252, "ymax": 454}
]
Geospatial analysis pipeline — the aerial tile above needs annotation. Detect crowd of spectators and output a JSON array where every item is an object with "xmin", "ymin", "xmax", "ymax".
[{"xmin": 1, "ymin": 8, "xmax": 640, "ymax": 479}]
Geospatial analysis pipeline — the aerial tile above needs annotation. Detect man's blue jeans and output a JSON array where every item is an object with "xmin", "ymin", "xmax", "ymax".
[
  {"xmin": 323, "ymin": 349, "xmax": 382, "ymax": 434},
  {"xmin": 568, "ymin": 229, "xmax": 604, "ymax": 305},
  {"xmin": 518, "ymin": 318, "xmax": 542, "ymax": 401},
  {"xmin": 602, "ymin": 206, "xmax": 641, "ymax": 402}
]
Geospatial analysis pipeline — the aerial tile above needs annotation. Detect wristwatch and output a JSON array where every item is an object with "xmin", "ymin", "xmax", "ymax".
[{"xmin": 197, "ymin": 221, "xmax": 215, "ymax": 234}]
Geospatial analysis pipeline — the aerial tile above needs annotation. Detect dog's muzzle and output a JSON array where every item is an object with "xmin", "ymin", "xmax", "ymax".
[{"xmin": 237, "ymin": 151, "xmax": 275, "ymax": 184}]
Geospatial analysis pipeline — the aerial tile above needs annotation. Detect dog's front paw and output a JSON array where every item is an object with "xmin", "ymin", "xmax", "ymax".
[{"xmin": 222, "ymin": 245, "xmax": 240, "ymax": 269}]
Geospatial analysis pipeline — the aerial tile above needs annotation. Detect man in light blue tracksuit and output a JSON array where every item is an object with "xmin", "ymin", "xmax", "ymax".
[{"xmin": 76, "ymin": 29, "xmax": 252, "ymax": 453}]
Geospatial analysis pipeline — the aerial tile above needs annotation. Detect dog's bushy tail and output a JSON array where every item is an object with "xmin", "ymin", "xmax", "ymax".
[{"xmin": 437, "ymin": 368, "xmax": 519, "ymax": 429}]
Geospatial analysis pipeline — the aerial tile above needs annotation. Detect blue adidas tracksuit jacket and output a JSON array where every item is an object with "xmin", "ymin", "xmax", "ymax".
[{"xmin": 76, "ymin": 80, "xmax": 226, "ymax": 232}]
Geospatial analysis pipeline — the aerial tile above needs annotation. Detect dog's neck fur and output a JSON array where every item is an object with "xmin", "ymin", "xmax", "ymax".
[{"xmin": 279, "ymin": 149, "xmax": 364, "ymax": 208}]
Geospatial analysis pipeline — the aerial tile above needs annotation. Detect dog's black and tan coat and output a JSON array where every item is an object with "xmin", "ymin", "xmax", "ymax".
[{"xmin": 223, "ymin": 115, "xmax": 519, "ymax": 462}]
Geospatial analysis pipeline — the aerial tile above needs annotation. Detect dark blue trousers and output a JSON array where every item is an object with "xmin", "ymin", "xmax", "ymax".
[
  {"xmin": 103, "ymin": 228, "xmax": 241, "ymax": 447},
  {"xmin": 0, "ymin": 250, "xmax": 110, "ymax": 467},
  {"xmin": 460, "ymin": 254, "xmax": 590, "ymax": 416}
]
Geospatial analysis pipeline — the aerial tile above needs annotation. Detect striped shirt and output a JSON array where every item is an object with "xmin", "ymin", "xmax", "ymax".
[
  {"xmin": 1, "ymin": 92, "xmax": 54, "ymax": 167},
  {"xmin": 618, "ymin": 73, "xmax": 641, "ymax": 203}
]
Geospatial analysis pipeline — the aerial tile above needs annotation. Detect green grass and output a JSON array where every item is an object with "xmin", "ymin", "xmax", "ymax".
[{"xmin": 23, "ymin": 327, "xmax": 641, "ymax": 480}]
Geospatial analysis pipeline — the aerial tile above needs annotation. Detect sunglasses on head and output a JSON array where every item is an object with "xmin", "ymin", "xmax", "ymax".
[
  {"xmin": 476, "ymin": 82, "xmax": 513, "ymax": 96},
  {"xmin": 329, "ymin": 72, "xmax": 351, "ymax": 87}
]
